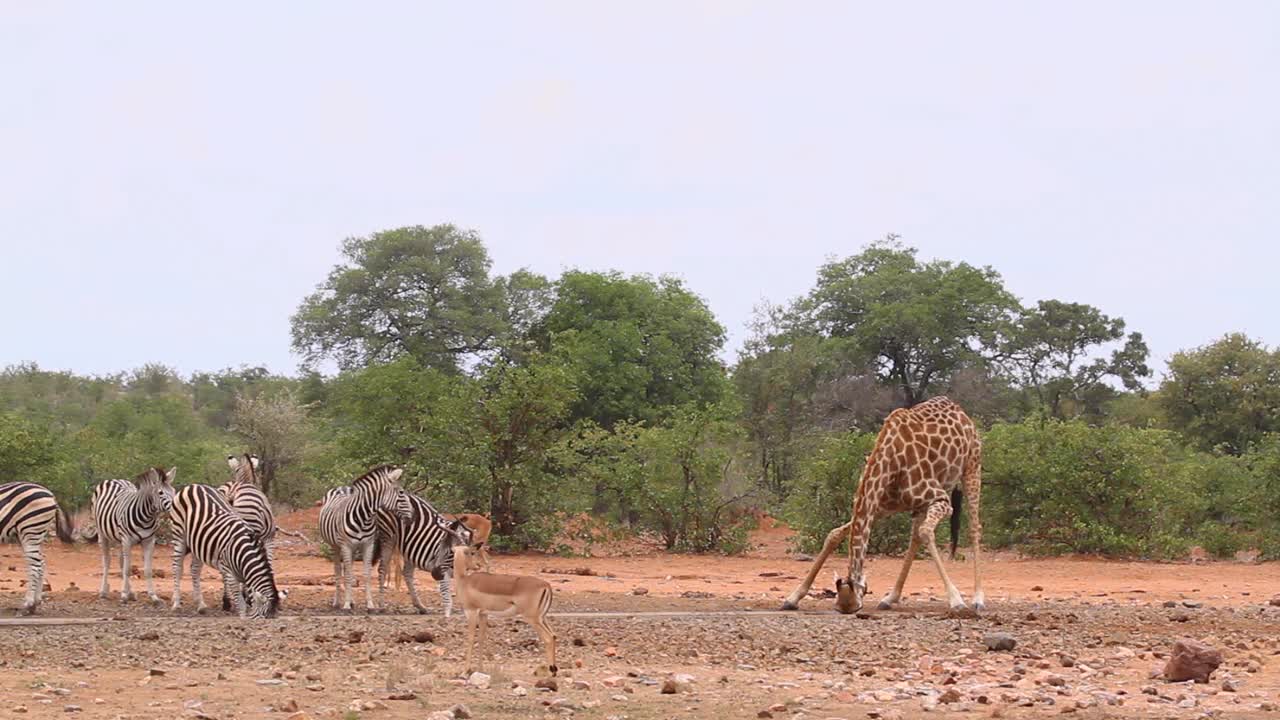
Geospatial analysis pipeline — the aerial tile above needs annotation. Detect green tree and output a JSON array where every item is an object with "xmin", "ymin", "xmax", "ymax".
[
  {"xmin": 796, "ymin": 238, "xmax": 1019, "ymax": 405},
  {"xmin": 1000, "ymin": 300, "xmax": 1151, "ymax": 419},
  {"xmin": 0, "ymin": 412, "xmax": 64, "ymax": 488},
  {"xmin": 534, "ymin": 270, "xmax": 727, "ymax": 428},
  {"xmin": 230, "ymin": 389, "xmax": 311, "ymax": 499},
  {"xmin": 291, "ymin": 225, "xmax": 508, "ymax": 372},
  {"xmin": 1159, "ymin": 333, "xmax": 1280, "ymax": 453}
]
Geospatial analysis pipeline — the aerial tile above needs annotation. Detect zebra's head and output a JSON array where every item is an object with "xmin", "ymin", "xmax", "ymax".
[
  {"xmin": 139, "ymin": 467, "xmax": 177, "ymax": 513},
  {"xmin": 246, "ymin": 585, "xmax": 282, "ymax": 619},
  {"xmin": 355, "ymin": 465, "xmax": 412, "ymax": 522},
  {"xmin": 227, "ymin": 454, "xmax": 261, "ymax": 472}
]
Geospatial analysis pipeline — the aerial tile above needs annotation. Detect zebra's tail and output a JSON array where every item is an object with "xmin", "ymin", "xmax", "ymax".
[{"xmin": 55, "ymin": 505, "xmax": 75, "ymax": 544}]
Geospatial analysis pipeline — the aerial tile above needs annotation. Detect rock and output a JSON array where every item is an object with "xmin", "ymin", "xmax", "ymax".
[
  {"xmin": 602, "ymin": 677, "xmax": 625, "ymax": 688},
  {"xmin": 661, "ymin": 674, "xmax": 695, "ymax": 694},
  {"xmin": 1170, "ymin": 612, "xmax": 1191, "ymax": 622},
  {"xmin": 680, "ymin": 590, "xmax": 713, "ymax": 599},
  {"xmin": 1059, "ymin": 654, "xmax": 1076, "ymax": 667},
  {"xmin": 449, "ymin": 703, "xmax": 473, "ymax": 718},
  {"xmin": 535, "ymin": 678, "xmax": 559, "ymax": 692},
  {"xmin": 256, "ymin": 679, "xmax": 285, "ymax": 686},
  {"xmin": 139, "ymin": 631, "xmax": 160, "ymax": 642},
  {"xmin": 1221, "ymin": 677, "xmax": 1242, "ymax": 692},
  {"xmin": 12, "ymin": 707, "xmax": 27, "ymax": 714},
  {"xmin": 427, "ymin": 712, "xmax": 454, "ymax": 720},
  {"xmin": 571, "ymin": 680, "xmax": 591, "ymax": 690},
  {"xmin": 604, "ymin": 647, "xmax": 618, "ymax": 657},
  {"xmin": 1269, "ymin": 597, "xmax": 1280, "ymax": 607},
  {"xmin": 277, "ymin": 698, "xmax": 300, "ymax": 712},
  {"xmin": 757, "ymin": 713, "xmax": 773, "ymax": 719},
  {"xmin": 632, "ymin": 587, "xmax": 649, "ymax": 596},
  {"xmin": 939, "ymin": 689, "xmax": 963, "ymax": 704},
  {"xmin": 1031, "ymin": 585, "xmax": 1044, "ymax": 591},
  {"xmin": 1163, "ymin": 600, "xmax": 1179, "ymax": 608},
  {"xmin": 386, "ymin": 691, "xmax": 416, "ymax": 700},
  {"xmin": 148, "ymin": 668, "xmax": 166, "ymax": 676},
  {"xmin": 1163, "ymin": 639, "xmax": 1223, "ymax": 683},
  {"xmin": 1182, "ymin": 601, "xmax": 1203, "ymax": 608},
  {"xmin": 467, "ymin": 672, "xmax": 491, "ymax": 690},
  {"xmin": 512, "ymin": 687, "xmax": 528, "ymax": 697},
  {"xmin": 571, "ymin": 637, "xmax": 586, "ymax": 647},
  {"xmin": 63, "ymin": 706, "xmax": 82, "ymax": 713},
  {"xmin": 345, "ymin": 630, "xmax": 364, "ymax": 643},
  {"xmin": 984, "ymin": 632, "xmax": 1017, "ymax": 652}
]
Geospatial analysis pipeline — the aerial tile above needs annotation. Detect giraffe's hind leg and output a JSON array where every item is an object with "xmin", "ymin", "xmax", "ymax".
[
  {"xmin": 919, "ymin": 498, "xmax": 966, "ymax": 610},
  {"xmin": 964, "ymin": 457, "xmax": 985, "ymax": 610},
  {"xmin": 878, "ymin": 513, "xmax": 924, "ymax": 610}
]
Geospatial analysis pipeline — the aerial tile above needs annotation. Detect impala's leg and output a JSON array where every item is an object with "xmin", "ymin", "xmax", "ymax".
[
  {"xmin": 142, "ymin": 536, "xmax": 160, "ymax": 603},
  {"xmin": 531, "ymin": 613, "xmax": 558, "ymax": 675},
  {"xmin": 464, "ymin": 609, "xmax": 481, "ymax": 674},
  {"xmin": 781, "ymin": 520, "xmax": 853, "ymax": 610},
  {"xmin": 477, "ymin": 612, "xmax": 489, "ymax": 659},
  {"xmin": 919, "ymin": 497, "xmax": 965, "ymax": 610},
  {"xmin": 119, "ymin": 538, "xmax": 136, "ymax": 602},
  {"xmin": 964, "ymin": 457, "xmax": 985, "ymax": 610},
  {"xmin": 879, "ymin": 513, "xmax": 924, "ymax": 609},
  {"xmin": 170, "ymin": 541, "xmax": 186, "ymax": 610},
  {"xmin": 98, "ymin": 536, "xmax": 111, "ymax": 599}
]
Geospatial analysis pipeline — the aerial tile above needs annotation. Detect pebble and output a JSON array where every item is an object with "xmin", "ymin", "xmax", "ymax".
[
  {"xmin": 467, "ymin": 672, "xmax": 491, "ymax": 690},
  {"xmin": 984, "ymin": 632, "xmax": 1018, "ymax": 652},
  {"xmin": 535, "ymin": 678, "xmax": 559, "ymax": 692}
]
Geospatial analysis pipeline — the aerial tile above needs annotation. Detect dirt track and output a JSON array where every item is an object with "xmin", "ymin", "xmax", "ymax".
[{"xmin": 3, "ymin": 515, "xmax": 1280, "ymax": 719}]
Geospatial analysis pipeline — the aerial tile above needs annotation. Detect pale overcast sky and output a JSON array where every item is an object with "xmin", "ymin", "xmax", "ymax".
[{"xmin": 2, "ymin": 2, "xmax": 1277, "ymax": 379}]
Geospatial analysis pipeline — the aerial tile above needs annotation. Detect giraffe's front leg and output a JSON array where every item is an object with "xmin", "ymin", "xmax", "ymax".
[
  {"xmin": 781, "ymin": 520, "xmax": 852, "ymax": 610},
  {"xmin": 879, "ymin": 514, "xmax": 924, "ymax": 610},
  {"xmin": 919, "ymin": 500, "xmax": 966, "ymax": 610}
]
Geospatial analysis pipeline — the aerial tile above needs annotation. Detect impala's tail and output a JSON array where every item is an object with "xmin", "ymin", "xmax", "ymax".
[{"xmin": 949, "ymin": 487, "xmax": 963, "ymax": 559}]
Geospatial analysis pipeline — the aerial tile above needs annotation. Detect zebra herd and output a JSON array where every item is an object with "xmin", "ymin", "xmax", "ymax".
[{"xmin": 0, "ymin": 454, "xmax": 477, "ymax": 617}]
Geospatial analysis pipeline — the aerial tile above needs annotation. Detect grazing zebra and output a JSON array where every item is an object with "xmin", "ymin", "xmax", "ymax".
[
  {"xmin": 86, "ymin": 467, "xmax": 176, "ymax": 603},
  {"xmin": 169, "ymin": 483, "xmax": 281, "ymax": 618},
  {"xmin": 0, "ymin": 481, "xmax": 75, "ymax": 614},
  {"xmin": 373, "ymin": 493, "xmax": 473, "ymax": 616},
  {"xmin": 318, "ymin": 465, "xmax": 412, "ymax": 611},
  {"xmin": 219, "ymin": 454, "xmax": 276, "ymax": 611}
]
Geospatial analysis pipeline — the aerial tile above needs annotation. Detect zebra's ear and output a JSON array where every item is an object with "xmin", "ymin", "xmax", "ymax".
[
  {"xmin": 387, "ymin": 467, "xmax": 405, "ymax": 483},
  {"xmin": 164, "ymin": 467, "xmax": 177, "ymax": 484}
]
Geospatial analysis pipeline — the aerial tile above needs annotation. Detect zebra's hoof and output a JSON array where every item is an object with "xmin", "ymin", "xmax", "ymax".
[
  {"xmin": 20, "ymin": 605, "xmax": 36, "ymax": 616},
  {"xmin": 98, "ymin": 592, "xmax": 109, "ymax": 600},
  {"xmin": 414, "ymin": 607, "xmax": 429, "ymax": 615}
]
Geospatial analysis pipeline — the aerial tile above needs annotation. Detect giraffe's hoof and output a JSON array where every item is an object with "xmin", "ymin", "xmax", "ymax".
[
  {"xmin": 98, "ymin": 592, "xmax": 109, "ymax": 600},
  {"xmin": 780, "ymin": 600, "xmax": 799, "ymax": 611},
  {"xmin": 973, "ymin": 601, "xmax": 986, "ymax": 612},
  {"xmin": 877, "ymin": 600, "xmax": 894, "ymax": 610}
]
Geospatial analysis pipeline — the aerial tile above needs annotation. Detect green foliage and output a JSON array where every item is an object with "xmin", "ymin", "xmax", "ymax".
[
  {"xmin": 982, "ymin": 420, "xmax": 1210, "ymax": 558},
  {"xmin": 1159, "ymin": 333, "xmax": 1280, "ymax": 453},
  {"xmin": 0, "ymin": 412, "xmax": 64, "ymax": 487},
  {"xmin": 291, "ymin": 224, "xmax": 509, "ymax": 372},
  {"xmin": 796, "ymin": 238, "xmax": 1019, "ymax": 405},
  {"xmin": 1000, "ymin": 300, "xmax": 1150, "ymax": 419},
  {"xmin": 783, "ymin": 432, "xmax": 914, "ymax": 556},
  {"xmin": 535, "ymin": 270, "xmax": 728, "ymax": 429}
]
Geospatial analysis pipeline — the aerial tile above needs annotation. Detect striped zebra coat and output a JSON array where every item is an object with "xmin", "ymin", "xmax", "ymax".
[
  {"xmin": 169, "ymin": 483, "xmax": 281, "ymax": 618},
  {"xmin": 220, "ymin": 454, "xmax": 276, "ymax": 610},
  {"xmin": 87, "ymin": 467, "xmax": 176, "ymax": 603},
  {"xmin": 0, "ymin": 481, "xmax": 75, "ymax": 614},
  {"xmin": 373, "ymin": 493, "xmax": 472, "ymax": 616},
  {"xmin": 318, "ymin": 465, "xmax": 412, "ymax": 611}
]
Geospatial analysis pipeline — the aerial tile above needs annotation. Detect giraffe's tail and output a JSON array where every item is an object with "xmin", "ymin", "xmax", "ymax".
[{"xmin": 949, "ymin": 487, "xmax": 963, "ymax": 559}]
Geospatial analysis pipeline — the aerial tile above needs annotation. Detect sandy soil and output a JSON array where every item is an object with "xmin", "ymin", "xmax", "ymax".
[{"xmin": 3, "ymin": 512, "xmax": 1280, "ymax": 719}]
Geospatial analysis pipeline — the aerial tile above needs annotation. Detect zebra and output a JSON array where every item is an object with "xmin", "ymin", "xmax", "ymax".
[
  {"xmin": 168, "ymin": 483, "xmax": 281, "ymax": 618},
  {"xmin": 373, "ymin": 492, "xmax": 473, "ymax": 616},
  {"xmin": 85, "ymin": 467, "xmax": 176, "ymax": 603},
  {"xmin": 220, "ymin": 453, "xmax": 276, "ymax": 611},
  {"xmin": 0, "ymin": 481, "xmax": 75, "ymax": 614},
  {"xmin": 318, "ymin": 465, "xmax": 413, "ymax": 611}
]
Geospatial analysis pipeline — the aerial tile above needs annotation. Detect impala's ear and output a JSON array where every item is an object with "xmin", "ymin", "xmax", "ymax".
[{"xmin": 833, "ymin": 572, "xmax": 843, "ymax": 588}]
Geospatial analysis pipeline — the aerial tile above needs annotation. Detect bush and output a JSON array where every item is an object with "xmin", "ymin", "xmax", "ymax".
[{"xmin": 982, "ymin": 420, "xmax": 1209, "ymax": 558}]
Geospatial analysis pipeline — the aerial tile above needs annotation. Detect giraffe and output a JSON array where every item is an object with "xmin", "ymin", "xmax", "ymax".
[{"xmin": 781, "ymin": 396, "xmax": 984, "ymax": 615}]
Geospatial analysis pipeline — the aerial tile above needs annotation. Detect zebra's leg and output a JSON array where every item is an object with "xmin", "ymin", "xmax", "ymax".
[
  {"xmin": 437, "ymin": 573, "xmax": 454, "ymax": 618},
  {"xmin": 119, "ymin": 537, "xmax": 136, "ymax": 602},
  {"xmin": 361, "ymin": 540, "xmax": 377, "ymax": 611},
  {"xmin": 191, "ymin": 556, "xmax": 209, "ymax": 614},
  {"xmin": 142, "ymin": 536, "xmax": 161, "ymax": 603},
  {"xmin": 222, "ymin": 570, "xmax": 245, "ymax": 618},
  {"xmin": 405, "ymin": 564, "xmax": 427, "ymax": 614},
  {"xmin": 98, "ymin": 535, "xmax": 111, "ymax": 599},
  {"xmin": 21, "ymin": 531, "xmax": 44, "ymax": 614},
  {"xmin": 331, "ymin": 550, "xmax": 343, "ymax": 609},
  {"xmin": 376, "ymin": 539, "xmax": 391, "ymax": 610},
  {"xmin": 170, "ymin": 540, "xmax": 186, "ymax": 611},
  {"xmin": 340, "ymin": 544, "xmax": 355, "ymax": 611}
]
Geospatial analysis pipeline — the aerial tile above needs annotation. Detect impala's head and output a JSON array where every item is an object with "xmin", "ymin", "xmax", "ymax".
[{"xmin": 834, "ymin": 571, "xmax": 867, "ymax": 615}]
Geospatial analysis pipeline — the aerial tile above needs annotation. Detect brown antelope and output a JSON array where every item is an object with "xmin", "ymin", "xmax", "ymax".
[
  {"xmin": 445, "ymin": 512, "xmax": 493, "ymax": 571},
  {"xmin": 452, "ymin": 545, "xmax": 557, "ymax": 676}
]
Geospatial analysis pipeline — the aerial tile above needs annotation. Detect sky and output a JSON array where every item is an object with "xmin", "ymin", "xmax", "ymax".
[{"xmin": 2, "ymin": 2, "xmax": 1277, "ymax": 381}]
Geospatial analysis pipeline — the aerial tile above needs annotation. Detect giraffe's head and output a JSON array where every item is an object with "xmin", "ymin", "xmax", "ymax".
[{"xmin": 833, "ymin": 571, "xmax": 867, "ymax": 614}]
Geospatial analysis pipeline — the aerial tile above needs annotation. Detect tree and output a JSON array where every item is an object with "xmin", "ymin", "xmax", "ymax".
[
  {"xmin": 1159, "ymin": 333, "xmax": 1280, "ymax": 453},
  {"xmin": 1000, "ymin": 300, "xmax": 1151, "ymax": 419},
  {"xmin": 534, "ymin": 271, "xmax": 727, "ymax": 428},
  {"xmin": 229, "ymin": 390, "xmax": 311, "ymax": 499},
  {"xmin": 291, "ymin": 225, "xmax": 508, "ymax": 372},
  {"xmin": 796, "ymin": 238, "xmax": 1019, "ymax": 406}
]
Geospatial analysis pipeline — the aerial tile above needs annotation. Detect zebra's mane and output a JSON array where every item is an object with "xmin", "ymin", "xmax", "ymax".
[
  {"xmin": 136, "ymin": 467, "xmax": 166, "ymax": 488},
  {"xmin": 232, "ymin": 454, "xmax": 258, "ymax": 488},
  {"xmin": 352, "ymin": 464, "xmax": 400, "ymax": 489}
]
